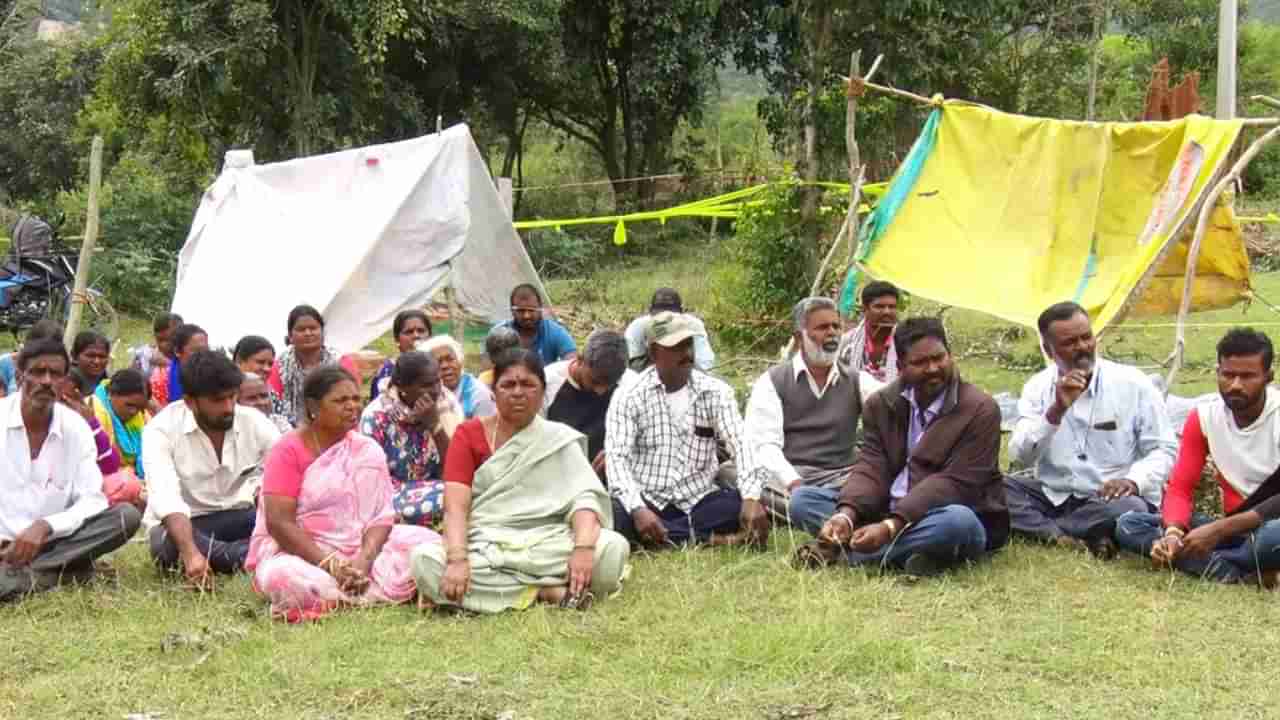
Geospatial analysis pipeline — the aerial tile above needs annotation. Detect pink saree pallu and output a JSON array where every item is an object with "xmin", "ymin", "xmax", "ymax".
[{"xmin": 247, "ymin": 433, "xmax": 440, "ymax": 622}]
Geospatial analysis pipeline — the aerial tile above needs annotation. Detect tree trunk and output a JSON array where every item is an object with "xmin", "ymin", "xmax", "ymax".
[
  {"xmin": 282, "ymin": 0, "xmax": 327, "ymax": 158},
  {"xmin": 800, "ymin": 1, "xmax": 833, "ymax": 222}
]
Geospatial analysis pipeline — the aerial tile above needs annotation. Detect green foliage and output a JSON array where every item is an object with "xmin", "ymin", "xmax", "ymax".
[
  {"xmin": 709, "ymin": 183, "xmax": 847, "ymax": 347},
  {"xmin": 525, "ymin": 228, "xmax": 606, "ymax": 279},
  {"xmin": 0, "ymin": 31, "xmax": 102, "ymax": 201},
  {"xmin": 56, "ymin": 151, "xmax": 200, "ymax": 315},
  {"xmin": 1113, "ymin": 0, "xmax": 1226, "ymax": 77}
]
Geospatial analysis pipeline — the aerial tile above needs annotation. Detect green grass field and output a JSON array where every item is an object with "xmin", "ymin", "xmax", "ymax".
[{"xmin": 4, "ymin": 249, "xmax": 1280, "ymax": 719}]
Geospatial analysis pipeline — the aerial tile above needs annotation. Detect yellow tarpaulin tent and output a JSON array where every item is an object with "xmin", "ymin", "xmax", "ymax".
[{"xmin": 858, "ymin": 101, "xmax": 1248, "ymax": 330}]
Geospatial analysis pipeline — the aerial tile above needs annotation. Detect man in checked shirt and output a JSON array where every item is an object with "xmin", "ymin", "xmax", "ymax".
[{"xmin": 606, "ymin": 312, "xmax": 770, "ymax": 547}]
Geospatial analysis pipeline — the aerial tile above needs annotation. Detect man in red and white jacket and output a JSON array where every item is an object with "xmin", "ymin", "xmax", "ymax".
[{"xmin": 1116, "ymin": 328, "xmax": 1280, "ymax": 586}]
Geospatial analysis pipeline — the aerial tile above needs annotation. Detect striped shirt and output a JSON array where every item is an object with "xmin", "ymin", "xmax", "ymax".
[{"xmin": 606, "ymin": 367, "xmax": 762, "ymax": 514}]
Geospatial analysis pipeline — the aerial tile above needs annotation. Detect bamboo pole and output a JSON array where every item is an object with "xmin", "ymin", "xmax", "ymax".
[
  {"xmin": 64, "ymin": 136, "xmax": 104, "ymax": 347},
  {"xmin": 1163, "ymin": 124, "xmax": 1280, "ymax": 391},
  {"xmin": 784, "ymin": 52, "xmax": 883, "ymax": 359}
]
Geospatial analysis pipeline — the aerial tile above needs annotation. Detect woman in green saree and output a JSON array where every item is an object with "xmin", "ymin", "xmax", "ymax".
[{"xmin": 411, "ymin": 349, "xmax": 629, "ymax": 613}]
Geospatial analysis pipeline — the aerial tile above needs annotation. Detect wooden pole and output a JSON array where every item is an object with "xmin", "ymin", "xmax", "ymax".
[
  {"xmin": 64, "ymin": 135, "xmax": 104, "ymax": 347},
  {"xmin": 1164, "ymin": 124, "xmax": 1280, "ymax": 392}
]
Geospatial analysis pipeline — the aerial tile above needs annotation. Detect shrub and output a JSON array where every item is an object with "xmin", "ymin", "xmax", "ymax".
[
  {"xmin": 56, "ymin": 151, "xmax": 203, "ymax": 315},
  {"xmin": 707, "ymin": 182, "xmax": 848, "ymax": 348}
]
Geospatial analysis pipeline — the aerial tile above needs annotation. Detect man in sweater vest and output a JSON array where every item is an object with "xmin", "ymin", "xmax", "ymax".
[
  {"xmin": 746, "ymin": 297, "xmax": 864, "ymax": 528},
  {"xmin": 1117, "ymin": 328, "xmax": 1280, "ymax": 586}
]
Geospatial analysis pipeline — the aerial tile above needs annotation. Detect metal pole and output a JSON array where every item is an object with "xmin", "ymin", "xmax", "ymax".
[
  {"xmin": 1217, "ymin": 0, "xmax": 1238, "ymax": 120},
  {"xmin": 63, "ymin": 135, "xmax": 103, "ymax": 347}
]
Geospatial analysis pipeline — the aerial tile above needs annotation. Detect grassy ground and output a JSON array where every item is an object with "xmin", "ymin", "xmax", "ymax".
[{"xmin": 5, "ymin": 248, "xmax": 1280, "ymax": 719}]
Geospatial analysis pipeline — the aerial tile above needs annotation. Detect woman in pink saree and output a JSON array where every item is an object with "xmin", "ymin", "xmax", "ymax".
[{"xmin": 247, "ymin": 366, "xmax": 440, "ymax": 622}]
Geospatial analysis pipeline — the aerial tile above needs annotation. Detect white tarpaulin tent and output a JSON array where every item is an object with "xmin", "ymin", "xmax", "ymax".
[{"xmin": 172, "ymin": 124, "xmax": 545, "ymax": 352}]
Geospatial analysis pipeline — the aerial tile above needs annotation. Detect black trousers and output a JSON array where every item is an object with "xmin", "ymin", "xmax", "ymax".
[
  {"xmin": 0, "ymin": 504, "xmax": 141, "ymax": 602},
  {"xmin": 148, "ymin": 507, "xmax": 256, "ymax": 574}
]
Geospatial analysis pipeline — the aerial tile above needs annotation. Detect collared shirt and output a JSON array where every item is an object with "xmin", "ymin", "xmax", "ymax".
[
  {"xmin": 1008, "ymin": 357, "xmax": 1176, "ymax": 506},
  {"xmin": 890, "ymin": 387, "xmax": 944, "ymax": 506},
  {"xmin": 142, "ymin": 402, "xmax": 282, "ymax": 527},
  {"xmin": 624, "ymin": 314, "xmax": 716, "ymax": 371},
  {"xmin": 606, "ymin": 367, "xmax": 762, "ymax": 513},
  {"xmin": 745, "ymin": 352, "xmax": 847, "ymax": 486},
  {"xmin": 497, "ymin": 317, "xmax": 577, "ymax": 366},
  {"xmin": 0, "ymin": 395, "xmax": 107, "ymax": 542}
]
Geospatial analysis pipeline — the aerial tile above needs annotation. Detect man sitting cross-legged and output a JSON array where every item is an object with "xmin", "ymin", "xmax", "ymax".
[
  {"xmin": 606, "ymin": 312, "xmax": 769, "ymax": 547},
  {"xmin": 143, "ymin": 350, "xmax": 281, "ymax": 588},
  {"xmin": 1117, "ymin": 328, "xmax": 1280, "ymax": 586},
  {"xmin": 0, "ymin": 338, "xmax": 141, "ymax": 601},
  {"xmin": 543, "ymin": 329, "xmax": 637, "ymax": 485},
  {"xmin": 794, "ymin": 318, "xmax": 1008, "ymax": 576},
  {"xmin": 1007, "ymin": 302, "xmax": 1176, "ymax": 557},
  {"xmin": 746, "ymin": 297, "xmax": 864, "ymax": 527}
]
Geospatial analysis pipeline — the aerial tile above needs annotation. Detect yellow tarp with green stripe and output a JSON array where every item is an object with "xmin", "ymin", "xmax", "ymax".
[{"xmin": 860, "ymin": 102, "xmax": 1248, "ymax": 330}]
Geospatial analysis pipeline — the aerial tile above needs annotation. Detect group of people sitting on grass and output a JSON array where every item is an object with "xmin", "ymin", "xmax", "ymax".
[{"xmin": 3, "ymin": 278, "xmax": 1279, "ymax": 622}]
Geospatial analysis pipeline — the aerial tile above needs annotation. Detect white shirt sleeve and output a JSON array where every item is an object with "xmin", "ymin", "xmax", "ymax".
[
  {"xmin": 605, "ymin": 388, "xmax": 644, "ymax": 513},
  {"xmin": 42, "ymin": 420, "xmax": 108, "ymax": 540},
  {"xmin": 744, "ymin": 370, "xmax": 800, "ymax": 486},
  {"xmin": 858, "ymin": 370, "xmax": 885, "ymax": 404},
  {"xmin": 1008, "ymin": 374, "xmax": 1060, "ymax": 468},
  {"xmin": 1125, "ymin": 377, "xmax": 1178, "ymax": 498},
  {"xmin": 142, "ymin": 417, "xmax": 190, "ymax": 522}
]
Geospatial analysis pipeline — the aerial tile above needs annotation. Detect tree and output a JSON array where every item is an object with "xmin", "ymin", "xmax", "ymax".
[
  {"xmin": 0, "ymin": 27, "xmax": 101, "ymax": 202},
  {"xmin": 1113, "ymin": 0, "xmax": 1233, "ymax": 77},
  {"xmin": 529, "ymin": 0, "xmax": 737, "ymax": 203},
  {"xmin": 96, "ymin": 0, "xmax": 418, "ymax": 163},
  {"xmin": 730, "ymin": 0, "xmax": 1096, "ymax": 184}
]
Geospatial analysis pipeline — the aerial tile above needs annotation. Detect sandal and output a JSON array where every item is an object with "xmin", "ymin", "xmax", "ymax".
[{"xmin": 558, "ymin": 590, "xmax": 595, "ymax": 611}]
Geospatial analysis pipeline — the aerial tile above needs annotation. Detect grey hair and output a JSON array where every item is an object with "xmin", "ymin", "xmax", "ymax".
[
  {"xmin": 792, "ymin": 297, "xmax": 838, "ymax": 332},
  {"xmin": 582, "ymin": 329, "xmax": 628, "ymax": 387},
  {"xmin": 484, "ymin": 325, "xmax": 521, "ymax": 360}
]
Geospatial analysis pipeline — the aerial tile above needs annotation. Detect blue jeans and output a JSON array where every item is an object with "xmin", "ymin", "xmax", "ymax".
[
  {"xmin": 789, "ymin": 486, "xmax": 841, "ymax": 537},
  {"xmin": 1115, "ymin": 511, "xmax": 1280, "ymax": 583},
  {"xmin": 837, "ymin": 505, "xmax": 989, "ymax": 571}
]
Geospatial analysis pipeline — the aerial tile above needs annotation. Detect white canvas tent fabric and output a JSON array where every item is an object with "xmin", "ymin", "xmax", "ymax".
[{"xmin": 172, "ymin": 124, "xmax": 545, "ymax": 352}]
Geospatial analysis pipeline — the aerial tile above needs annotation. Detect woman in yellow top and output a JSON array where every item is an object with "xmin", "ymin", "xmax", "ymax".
[{"xmin": 91, "ymin": 368, "xmax": 152, "ymax": 491}]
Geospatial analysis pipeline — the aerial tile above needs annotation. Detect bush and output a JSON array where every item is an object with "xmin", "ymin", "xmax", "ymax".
[
  {"xmin": 525, "ymin": 227, "xmax": 606, "ymax": 279},
  {"xmin": 57, "ymin": 151, "xmax": 202, "ymax": 315},
  {"xmin": 707, "ymin": 183, "xmax": 848, "ymax": 348}
]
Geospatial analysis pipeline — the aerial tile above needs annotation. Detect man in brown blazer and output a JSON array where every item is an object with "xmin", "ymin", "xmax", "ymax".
[{"xmin": 797, "ymin": 317, "xmax": 1009, "ymax": 576}]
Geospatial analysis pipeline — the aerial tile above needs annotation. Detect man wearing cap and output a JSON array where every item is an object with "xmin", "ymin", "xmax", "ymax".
[
  {"xmin": 606, "ymin": 312, "xmax": 768, "ymax": 547},
  {"xmin": 624, "ymin": 288, "xmax": 715, "ymax": 372}
]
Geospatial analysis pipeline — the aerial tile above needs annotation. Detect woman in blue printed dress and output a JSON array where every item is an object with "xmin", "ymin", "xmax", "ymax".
[{"xmin": 358, "ymin": 351, "xmax": 463, "ymax": 527}]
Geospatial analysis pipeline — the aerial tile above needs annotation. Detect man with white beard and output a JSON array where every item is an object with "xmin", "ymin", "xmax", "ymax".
[
  {"xmin": 1007, "ymin": 301, "xmax": 1177, "ymax": 557},
  {"xmin": 745, "ymin": 297, "xmax": 866, "ymax": 526}
]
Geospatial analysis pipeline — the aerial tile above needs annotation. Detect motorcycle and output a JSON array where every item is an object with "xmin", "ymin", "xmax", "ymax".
[{"xmin": 1, "ymin": 215, "xmax": 117, "ymax": 340}]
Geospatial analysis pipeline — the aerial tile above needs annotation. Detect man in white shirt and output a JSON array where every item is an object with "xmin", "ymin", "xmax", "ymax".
[
  {"xmin": 0, "ymin": 338, "xmax": 140, "ymax": 601},
  {"xmin": 1007, "ymin": 302, "xmax": 1176, "ymax": 557},
  {"xmin": 624, "ymin": 288, "xmax": 715, "ymax": 372},
  {"xmin": 607, "ymin": 312, "xmax": 767, "ymax": 547},
  {"xmin": 745, "ymin": 298, "xmax": 864, "ymax": 528},
  {"xmin": 144, "ymin": 350, "xmax": 280, "ymax": 587},
  {"xmin": 542, "ymin": 329, "xmax": 637, "ymax": 483}
]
